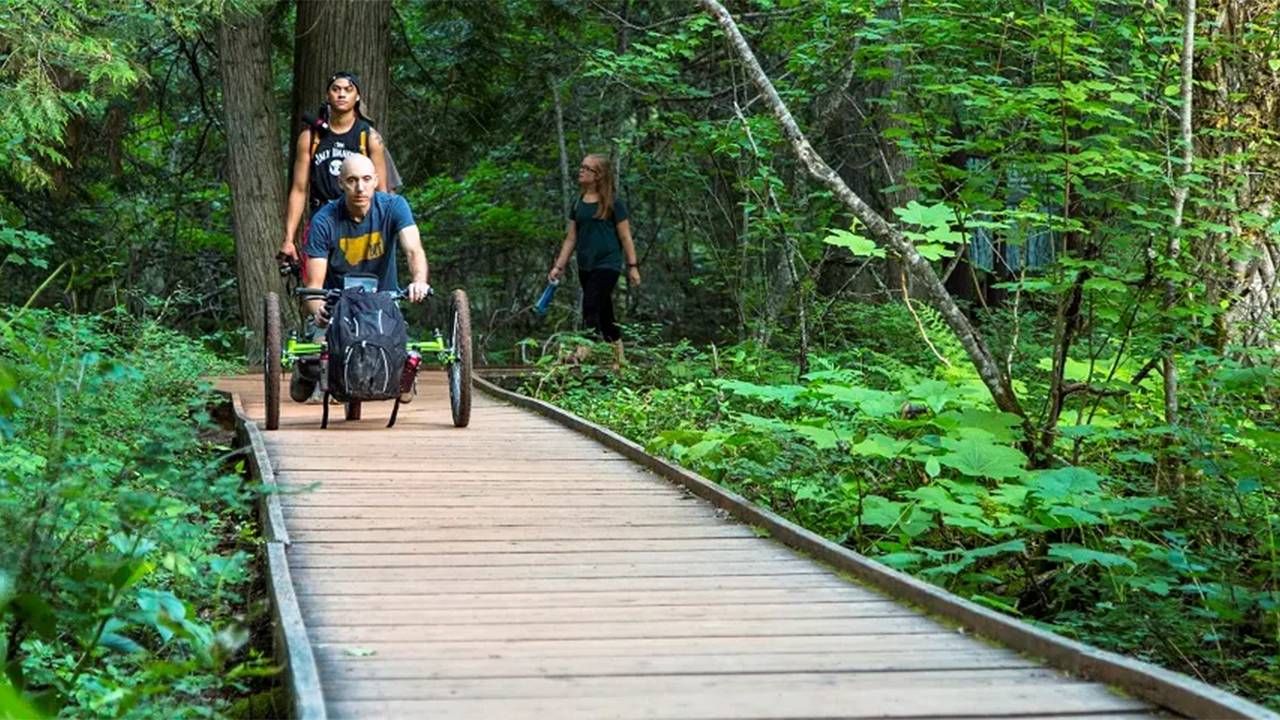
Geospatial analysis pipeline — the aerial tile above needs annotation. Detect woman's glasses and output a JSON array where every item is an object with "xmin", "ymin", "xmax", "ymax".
[{"xmin": 579, "ymin": 164, "xmax": 600, "ymax": 175}]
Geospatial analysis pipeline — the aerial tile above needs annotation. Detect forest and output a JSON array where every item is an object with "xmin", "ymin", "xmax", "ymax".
[{"xmin": 1, "ymin": 0, "xmax": 1278, "ymax": 716}]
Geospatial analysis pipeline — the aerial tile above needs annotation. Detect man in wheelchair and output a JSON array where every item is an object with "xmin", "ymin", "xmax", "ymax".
[{"xmin": 290, "ymin": 153, "xmax": 430, "ymax": 403}]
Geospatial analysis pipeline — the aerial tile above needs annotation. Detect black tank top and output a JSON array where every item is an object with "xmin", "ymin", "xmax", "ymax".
[{"xmin": 308, "ymin": 119, "xmax": 371, "ymax": 209}]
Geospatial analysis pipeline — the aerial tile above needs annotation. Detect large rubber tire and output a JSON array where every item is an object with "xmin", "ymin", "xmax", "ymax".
[
  {"xmin": 447, "ymin": 289, "xmax": 473, "ymax": 428},
  {"xmin": 263, "ymin": 292, "xmax": 282, "ymax": 431},
  {"xmin": 345, "ymin": 400, "xmax": 362, "ymax": 421}
]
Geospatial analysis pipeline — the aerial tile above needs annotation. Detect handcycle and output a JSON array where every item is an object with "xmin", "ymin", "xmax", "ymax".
[{"xmin": 261, "ymin": 271, "xmax": 473, "ymax": 431}]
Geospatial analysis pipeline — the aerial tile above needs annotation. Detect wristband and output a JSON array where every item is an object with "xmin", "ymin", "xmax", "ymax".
[{"xmin": 627, "ymin": 263, "xmax": 639, "ymax": 268}]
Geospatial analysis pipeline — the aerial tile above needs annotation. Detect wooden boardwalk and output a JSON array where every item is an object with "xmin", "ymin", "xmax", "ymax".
[{"xmin": 219, "ymin": 373, "xmax": 1162, "ymax": 719}]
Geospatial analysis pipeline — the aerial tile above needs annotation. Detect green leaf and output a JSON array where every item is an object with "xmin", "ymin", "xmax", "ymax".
[
  {"xmin": 849, "ymin": 433, "xmax": 912, "ymax": 459},
  {"xmin": 823, "ymin": 228, "xmax": 885, "ymax": 258},
  {"xmin": 860, "ymin": 495, "xmax": 906, "ymax": 528},
  {"xmin": 1047, "ymin": 544, "xmax": 1136, "ymax": 570},
  {"xmin": 344, "ymin": 647, "xmax": 377, "ymax": 657},
  {"xmin": 935, "ymin": 436, "xmax": 1027, "ymax": 479},
  {"xmin": 815, "ymin": 385, "xmax": 901, "ymax": 418},
  {"xmin": 934, "ymin": 409, "xmax": 1023, "ymax": 443},
  {"xmin": 99, "ymin": 631, "xmax": 145, "ymax": 655},
  {"xmin": 914, "ymin": 243, "xmax": 952, "ymax": 261},
  {"xmin": 1047, "ymin": 505, "xmax": 1105, "ymax": 526},
  {"xmin": 876, "ymin": 552, "xmax": 921, "ymax": 570},
  {"xmin": 964, "ymin": 539, "xmax": 1026, "ymax": 559},
  {"xmin": 1026, "ymin": 467, "xmax": 1103, "ymax": 501},
  {"xmin": 791, "ymin": 423, "xmax": 840, "ymax": 450},
  {"xmin": 894, "ymin": 201, "xmax": 957, "ymax": 228}
]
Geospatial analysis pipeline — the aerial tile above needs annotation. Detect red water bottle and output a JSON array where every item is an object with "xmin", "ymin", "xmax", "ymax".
[{"xmin": 399, "ymin": 351, "xmax": 422, "ymax": 403}]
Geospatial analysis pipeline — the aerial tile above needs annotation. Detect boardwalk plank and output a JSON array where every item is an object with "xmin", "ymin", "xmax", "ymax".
[
  {"xmin": 315, "ymin": 649, "xmax": 1037, "ymax": 680},
  {"xmin": 302, "ymin": 601, "xmax": 918, "ymax": 626}
]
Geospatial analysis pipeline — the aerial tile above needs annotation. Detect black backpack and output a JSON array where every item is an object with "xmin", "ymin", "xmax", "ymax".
[{"xmin": 325, "ymin": 288, "xmax": 408, "ymax": 402}]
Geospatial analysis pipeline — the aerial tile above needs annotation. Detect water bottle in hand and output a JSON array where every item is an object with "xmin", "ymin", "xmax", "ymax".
[{"xmin": 533, "ymin": 278, "xmax": 560, "ymax": 316}]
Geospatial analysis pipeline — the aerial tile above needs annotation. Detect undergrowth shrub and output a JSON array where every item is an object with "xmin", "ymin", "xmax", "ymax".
[{"xmin": 0, "ymin": 307, "xmax": 271, "ymax": 719}]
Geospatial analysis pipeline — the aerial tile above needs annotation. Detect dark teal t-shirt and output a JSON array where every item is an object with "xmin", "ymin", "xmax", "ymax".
[{"xmin": 571, "ymin": 197, "xmax": 628, "ymax": 272}]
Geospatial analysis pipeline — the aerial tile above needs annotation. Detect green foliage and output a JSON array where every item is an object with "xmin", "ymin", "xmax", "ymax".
[{"xmin": 0, "ymin": 307, "xmax": 267, "ymax": 718}]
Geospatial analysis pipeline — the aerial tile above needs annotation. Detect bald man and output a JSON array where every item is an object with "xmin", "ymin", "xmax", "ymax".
[{"xmin": 302, "ymin": 153, "xmax": 430, "ymax": 326}]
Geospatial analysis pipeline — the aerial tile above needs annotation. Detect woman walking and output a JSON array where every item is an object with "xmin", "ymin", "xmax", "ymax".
[{"xmin": 548, "ymin": 154, "xmax": 640, "ymax": 368}]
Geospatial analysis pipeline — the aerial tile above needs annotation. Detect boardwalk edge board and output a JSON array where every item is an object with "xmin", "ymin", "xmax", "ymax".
[
  {"xmin": 474, "ymin": 377, "xmax": 1278, "ymax": 720},
  {"xmin": 222, "ymin": 391, "xmax": 327, "ymax": 720}
]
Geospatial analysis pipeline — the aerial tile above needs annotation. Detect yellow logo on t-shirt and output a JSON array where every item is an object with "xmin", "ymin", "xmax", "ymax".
[{"xmin": 338, "ymin": 231, "xmax": 386, "ymax": 266}]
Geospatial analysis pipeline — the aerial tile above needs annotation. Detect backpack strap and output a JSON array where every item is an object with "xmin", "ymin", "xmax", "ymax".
[{"xmin": 359, "ymin": 126, "xmax": 368, "ymax": 156}]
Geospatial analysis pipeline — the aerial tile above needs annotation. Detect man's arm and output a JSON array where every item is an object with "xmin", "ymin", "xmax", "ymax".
[
  {"xmin": 398, "ymin": 224, "xmax": 430, "ymax": 302},
  {"xmin": 304, "ymin": 256, "xmax": 329, "ymax": 320},
  {"xmin": 281, "ymin": 130, "xmax": 313, "ymax": 259},
  {"xmin": 370, "ymin": 130, "xmax": 389, "ymax": 193}
]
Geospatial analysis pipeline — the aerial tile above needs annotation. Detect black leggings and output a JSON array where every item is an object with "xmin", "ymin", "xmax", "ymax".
[{"xmin": 579, "ymin": 269, "xmax": 621, "ymax": 342}]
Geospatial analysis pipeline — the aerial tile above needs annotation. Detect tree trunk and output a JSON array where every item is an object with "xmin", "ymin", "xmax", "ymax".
[
  {"xmin": 551, "ymin": 76, "xmax": 572, "ymax": 218},
  {"xmin": 698, "ymin": 0, "xmax": 1031, "ymax": 440},
  {"xmin": 1162, "ymin": 0, "xmax": 1197, "ymax": 429},
  {"xmin": 217, "ymin": 7, "xmax": 292, "ymax": 362},
  {"xmin": 290, "ymin": 0, "xmax": 392, "ymax": 166}
]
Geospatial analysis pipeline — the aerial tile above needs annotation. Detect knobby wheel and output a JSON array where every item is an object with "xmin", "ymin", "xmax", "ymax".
[
  {"xmin": 446, "ymin": 288, "xmax": 473, "ymax": 428},
  {"xmin": 263, "ymin": 292, "xmax": 282, "ymax": 431}
]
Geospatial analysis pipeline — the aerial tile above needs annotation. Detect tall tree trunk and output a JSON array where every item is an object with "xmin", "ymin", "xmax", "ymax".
[
  {"xmin": 1162, "ymin": 0, "xmax": 1197, "ymax": 431},
  {"xmin": 217, "ymin": 7, "xmax": 292, "ymax": 362},
  {"xmin": 699, "ymin": 0, "xmax": 1032, "ymax": 444},
  {"xmin": 550, "ymin": 76, "xmax": 572, "ymax": 218},
  {"xmin": 290, "ymin": 0, "xmax": 392, "ymax": 167}
]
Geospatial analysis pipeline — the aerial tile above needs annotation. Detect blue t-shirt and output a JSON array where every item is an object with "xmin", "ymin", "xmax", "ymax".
[{"xmin": 305, "ymin": 192, "xmax": 415, "ymax": 291}]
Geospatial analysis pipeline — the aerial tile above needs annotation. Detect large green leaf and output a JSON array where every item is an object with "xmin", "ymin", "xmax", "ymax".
[
  {"xmin": 1025, "ymin": 466, "xmax": 1103, "ymax": 501},
  {"xmin": 1047, "ymin": 544, "xmax": 1136, "ymax": 570},
  {"xmin": 823, "ymin": 228, "xmax": 885, "ymax": 258},
  {"xmin": 935, "ymin": 436, "xmax": 1027, "ymax": 478},
  {"xmin": 893, "ymin": 200, "xmax": 957, "ymax": 228},
  {"xmin": 850, "ymin": 433, "xmax": 912, "ymax": 459},
  {"xmin": 934, "ymin": 409, "xmax": 1023, "ymax": 443}
]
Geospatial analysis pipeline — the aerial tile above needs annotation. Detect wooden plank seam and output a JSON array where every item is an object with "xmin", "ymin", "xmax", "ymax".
[
  {"xmin": 222, "ymin": 390, "xmax": 327, "ymax": 720},
  {"xmin": 474, "ymin": 377, "xmax": 1279, "ymax": 720}
]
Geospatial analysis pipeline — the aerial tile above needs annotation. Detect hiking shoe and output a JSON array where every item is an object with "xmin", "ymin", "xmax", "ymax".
[{"xmin": 290, "ymin": 370, "xmax": 316, "ymax": 403}]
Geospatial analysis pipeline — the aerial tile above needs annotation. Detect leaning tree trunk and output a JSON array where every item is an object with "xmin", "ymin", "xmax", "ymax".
[
  {"xmin": 698, "ymin": 0, "xmax": 1033, "ymax": 445},
  {"xmin": 217, "ymin": 6, "xmax": 293, "ymax": 363},
  {"xmin": 290, "ymin": 0, "xmax": 392, "ymax": 166}
]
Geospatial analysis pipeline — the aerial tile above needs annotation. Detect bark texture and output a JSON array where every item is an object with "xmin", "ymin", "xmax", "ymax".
[
  {"xmin": 217, "ymin": 7, "xmax": 292, "ymax": 361},
  {"xmin": 290, "ymin": 0, "xmax": 392, "ymax": 164}
]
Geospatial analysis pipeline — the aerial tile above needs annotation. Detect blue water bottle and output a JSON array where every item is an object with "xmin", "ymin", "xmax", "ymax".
[{"xmin": 533, "ymin": 278, "xmax": 560, "ymax": 316}]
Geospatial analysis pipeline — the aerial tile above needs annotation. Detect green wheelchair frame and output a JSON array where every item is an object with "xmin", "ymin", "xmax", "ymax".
[{"xmin": 262, "ymin": 279, "xmax": 473, "ymax": 431}]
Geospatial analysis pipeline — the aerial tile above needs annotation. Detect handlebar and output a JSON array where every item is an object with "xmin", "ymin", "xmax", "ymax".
[{"xmin": 293, "ymin": 285, "xmax": 432, "ymax": 301}]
